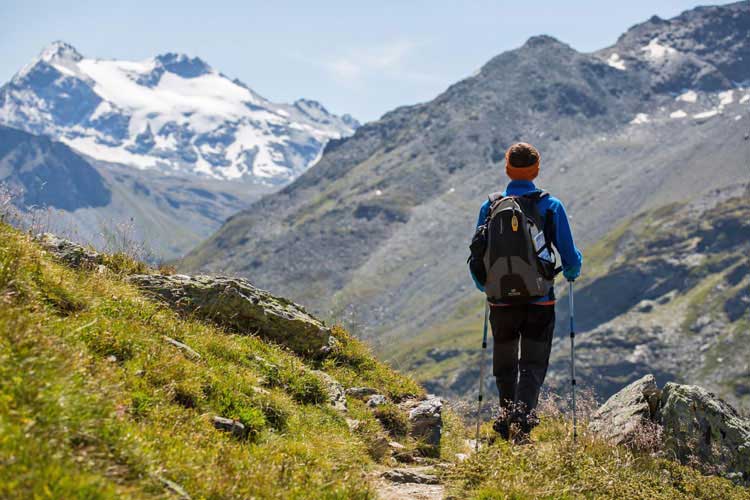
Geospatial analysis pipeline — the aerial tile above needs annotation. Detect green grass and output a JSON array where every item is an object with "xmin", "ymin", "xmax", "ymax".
[
  {"xmin": 0, "ymin": 223, "xmax": 421, "ymax": 499},
  {"xmin": 2, "ymin": 222, "xmax": 748, "ymax": 498},
  {"xmin": 445, "ymin": 417, "xmax": 748, "ymax": 499}
]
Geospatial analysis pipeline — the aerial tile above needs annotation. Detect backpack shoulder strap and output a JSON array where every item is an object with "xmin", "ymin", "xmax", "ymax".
[
  {"xmin": 488, "ymin": 191, "xmax": 504, "ymax": 203},
  {"xmin": 521, "ymin": 189, "xmax": 549, "ymax": 201}
]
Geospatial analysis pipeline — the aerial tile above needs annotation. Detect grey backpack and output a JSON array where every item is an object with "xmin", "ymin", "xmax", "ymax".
[{"xmin": 482, "ymin": 191, "xmax": 558, "ymax": 303}]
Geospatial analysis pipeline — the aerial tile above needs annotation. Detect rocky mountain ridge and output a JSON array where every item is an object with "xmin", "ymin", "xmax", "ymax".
[
  {"xmin": 182, "ymin": 1, "xmax": 750, "ymax": 351},
  {"xmin": 0, "ymin": 41, "xmax": 358, "ymax": 185}
]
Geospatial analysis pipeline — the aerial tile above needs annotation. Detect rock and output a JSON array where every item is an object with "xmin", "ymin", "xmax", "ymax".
[
  {"xmin": 592, "ymin": 375, "xmax": 750, "ymax": 485},
  {"xmin": 369, "ymin": 433, "xmax": 391, "ymax": 461},
  {"xmin": 589, "ymin": 374, "xmax": 660, "ymax": 446},
  {"xmin": 163, "ymin": 336, "xmax": 201, "ymax": 360},
  {"xmin": 381, "ymin": 468, "xmax": 439, "ymax": 485},
  {"xmin": 345, "ymin": 418, "xmax": 361, "ymax": 431},
  {"xmin": 658, "ymin": 382, "xmax": 750, "ymax": 484},
  {"xmin": 388, "ymin": 441, "xmax": 406, "ymax": 450},
  {"xmin": 366, "ymin": 394, "xmax": 388, "ymax": 408},
  {"xmin": 400, "ymin": 395, "xmax": 443, "ymax": 449},
  {"xmin": 311, "ymin": 370, "xmax": 347, "ymax": 412},
  {"xmin": 212, "ymin": 416, "xmax": 247, "ymax": 440},
  {"xmin": 36, "ymin": 233, "xmax": 103, "ymax": 269},
  {"xmin": 127, "ymin": 274, "xmax": 330, "ymax": 356},
  {"xmin": 345, "ymin": 387, "xmax": 378, "ymax": 398}
]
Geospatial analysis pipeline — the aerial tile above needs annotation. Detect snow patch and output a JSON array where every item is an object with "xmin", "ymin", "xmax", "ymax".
[
  {"xmin": 676, "ymin": 90, "xmax": 697, "ymax": 103},
  {"xmin": 630, "ymin": 113, "xmax": 649, "ymax": 125},
  {"xmin": 718, "ymin": 90, "xmax": 734, "ymax": 106},
  {"xmin": 375, "ymin": 189, "xmax": 383, "ymax": 196},
  {"xmin": 740, "ymin": 94, "xmax": 750, "ymax": 104},
  {"xmin": 607, "ymin": 53, "xmax": 626, "ymax": 71},
  {"xmin": 735, "ymin": 115, "xmax": 743, "ymax": 121},
  {"xmin": 693, "ymin": 109, "xmax": 719, "ymax": 120},
  {"xmin": 641, "ymin": 38, "xmax": 677, "ymax": 61},
  {"xmin": 670, "ymin": 110, "xmax": 688, "ymax": 119}
]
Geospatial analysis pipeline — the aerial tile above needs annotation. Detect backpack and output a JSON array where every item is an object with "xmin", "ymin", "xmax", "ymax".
[{"xmin": 480, "ymin": 191, "xmax": 559, "ymax": 304}]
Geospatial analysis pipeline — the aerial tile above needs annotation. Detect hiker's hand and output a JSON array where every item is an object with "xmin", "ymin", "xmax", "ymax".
[{"xmin": 563, "ymin": 264, "xmax": 580, "ymax": 282}]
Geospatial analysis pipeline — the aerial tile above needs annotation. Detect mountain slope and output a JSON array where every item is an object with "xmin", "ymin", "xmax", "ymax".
[
  {"xmin": 182, "ymin": 1, "xmax": 750, "ymax": 348},
  {"xmin": 393, "ymin": 186, "xmax": 750, "ymax": 409},
  {"xmin": 3, "ymin": 224, "xmax": 748, "ymax": 499},
  {"xmin": 0, "ymin": 125, "xmax": 271, "ymax": 258},
  {"xmin": 0, "ymin": 42, "xmax": 358, "ymax": 184}
]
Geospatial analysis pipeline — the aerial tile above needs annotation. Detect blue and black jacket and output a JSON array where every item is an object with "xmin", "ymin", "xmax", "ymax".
[{"xmin": 470, "ymin": 180, "xmax": 583, "ymax": 303}]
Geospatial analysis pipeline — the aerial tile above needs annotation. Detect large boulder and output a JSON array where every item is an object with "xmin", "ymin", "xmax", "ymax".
[
  {"xmin": 591, "ymin": 374, "xmax": 750, "ymax": 485},
  {"xmin": 658, "ymin": 382, "xmax": 750, "ymax": 484},
  {"xmin": 37, "ymin": 233, "xmax": 103, "ymax": 269},
  {"xmin": 589, "ymin": 374, "xmax": 660, "ymax": 446},
  {"xmin": 399, "ymin": 395, "xmax": 443, "ymax": 452},
  {"xmin": 128, "ymin": 274, "xmax": 330, "ymax": 356}
]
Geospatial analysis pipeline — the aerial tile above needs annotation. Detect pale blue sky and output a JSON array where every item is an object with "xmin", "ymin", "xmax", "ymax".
[{"xmin": 0, "ymin": 1, "xmax": 726, "ymax": 122}]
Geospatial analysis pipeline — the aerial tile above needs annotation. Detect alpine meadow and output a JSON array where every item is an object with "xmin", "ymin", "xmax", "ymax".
[{"xmin": 1, "ymin": 1, "xmax": 749, "ymax": 499}]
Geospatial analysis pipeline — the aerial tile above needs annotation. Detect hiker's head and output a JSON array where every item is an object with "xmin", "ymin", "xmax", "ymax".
[{"xmin": 505, "ymin": 142, "xmax": 540, "ymax": 181}]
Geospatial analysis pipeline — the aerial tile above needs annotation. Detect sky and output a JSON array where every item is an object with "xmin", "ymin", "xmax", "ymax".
[{"xmin": 0, "ymin": 1, "xmax": 725, "ymax": 122}]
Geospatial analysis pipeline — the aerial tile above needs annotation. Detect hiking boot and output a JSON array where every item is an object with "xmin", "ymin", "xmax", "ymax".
[{"xmin": 492, "ymin": 418, "xmax": 510, "ymax": 440}]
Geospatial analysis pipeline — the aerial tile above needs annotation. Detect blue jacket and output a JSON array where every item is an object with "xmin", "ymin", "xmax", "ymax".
[{"xmin": 470, "ymin": 180, "xmax": 583, "ymax": 302}]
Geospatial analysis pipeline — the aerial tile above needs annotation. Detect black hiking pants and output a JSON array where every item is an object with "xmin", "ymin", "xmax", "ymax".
[{"xmin": 490, "ymin": 304, "xmax": 555, "ymax": 416}]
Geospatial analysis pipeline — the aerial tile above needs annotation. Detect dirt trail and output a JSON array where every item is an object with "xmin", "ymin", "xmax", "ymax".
[{"xmin": 373, "ymin": 466, "xmax": 444, "ymax": 500}]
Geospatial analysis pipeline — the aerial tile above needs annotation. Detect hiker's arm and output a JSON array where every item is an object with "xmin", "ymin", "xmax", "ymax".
[
  {"xmin": 469, "ymin": 201, "xmax": 490, "ymax": 291},
  {"xmin": 552, "ymin": 201, "xmax": 583, "ymax": 280}
]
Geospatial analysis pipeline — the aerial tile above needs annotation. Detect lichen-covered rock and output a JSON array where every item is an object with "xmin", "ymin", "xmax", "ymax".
[
  {"xmin": 212, "ymin": 416, "xmax": 247, "ymax": 440},
  {"xmin": 366, "ymin": 394, "xmax": 388, "ymax": 408},
  {"xmin": 127, "ymin": 274, "xmax": 330, "ymax": 356},
  {"xmin": 381, "ymin": 468, "xmax": 439, "ymax": 485},
  {"xmin": 36, "ymin": 233, "xmax": 103, "ymax": 268},
  {"xmin": 589, "ymin": 374, "xmax": 660, "ymax": 445},
  {"xmin": 346, "ymin": 387, "xmax": 378, "ymax": 398},
  {"xmin": 658, "ymin": 382, "xmax": 750, "ymax": 484},
  {"xmin": 311, "ymin": 370, "xmax": 347, "ymax": 412},
  {"xmin": 400, "ymin": 395, "xmax": 443, "ymax": 450}
]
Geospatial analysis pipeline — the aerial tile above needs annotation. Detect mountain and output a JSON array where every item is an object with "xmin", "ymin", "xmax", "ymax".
[
  {"xmin": 395, "ymin": 185, "xmax": 750, "ymax": 409},
  {"xmin": 183, "ymin": 0, "xmax": 749, "ymax": 332},
  {"xmin": 0, "ymin": 125, "xmax": 271, "ymax": 258},
  {"xmin": 0, "ymin": 41, "xmax": 358, "ymax": 185}
]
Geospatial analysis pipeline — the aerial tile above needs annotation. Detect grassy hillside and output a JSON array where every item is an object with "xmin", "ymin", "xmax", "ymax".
[
  {"xmin": 0, "ymin": 222, "xmax": 430, "ymax": 499},
  {"xmin": 2, "ymin": 223, "xmax": 748, "ymax": 498}
]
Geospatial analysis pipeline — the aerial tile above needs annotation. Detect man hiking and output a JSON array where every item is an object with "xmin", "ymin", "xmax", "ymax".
[{"xmin": 468, "ymin": 142, "xmax": 582, "ymax": 442}]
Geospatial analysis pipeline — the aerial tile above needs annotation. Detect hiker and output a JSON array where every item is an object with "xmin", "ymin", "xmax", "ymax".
[{"xmin": 468, "ymin": 142, "xmax": 582, "ymax": 441}]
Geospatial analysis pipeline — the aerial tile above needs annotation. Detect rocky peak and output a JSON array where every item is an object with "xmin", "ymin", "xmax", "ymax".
[
  {"xmin": 153, "ymin": 52, "xmax": 212, "ymax": 78},
  {"xmin": 600, "ymin": 1, "xmax": 750, "ymax": 92},
  {"xmin": 39, "ymin": 40, "xmax": 83, "ymax": 64}
]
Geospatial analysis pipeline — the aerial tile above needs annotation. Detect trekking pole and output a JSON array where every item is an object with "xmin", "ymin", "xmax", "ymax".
[
  {"xmin": 568, "ymin": 280, "xmax": 577, "ymax": 444},
  {"xmin": 475, "ymin": 301, "xmax": 489, "ymax": 452}
]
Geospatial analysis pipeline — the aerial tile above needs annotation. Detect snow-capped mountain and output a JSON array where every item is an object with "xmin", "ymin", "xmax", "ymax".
[{"xmin": 0, "ymin": 41, "xmax": 358, "ymax": 184}]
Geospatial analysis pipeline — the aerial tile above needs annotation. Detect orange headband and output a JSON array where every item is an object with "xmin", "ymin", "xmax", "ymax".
[{"xmin": 505, "ymin": 150, "xmax": 540, "ymax": 181}]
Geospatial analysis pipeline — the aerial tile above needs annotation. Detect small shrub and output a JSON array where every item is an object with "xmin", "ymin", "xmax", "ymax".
[
  {"xmin": 236, "ymin": 407, "xmax": 266, "ymax": 440},
  {"xmin": 373, "ymin": 403, "xmax": 408, "ymax": 438},
  {"xmin": 131, "ymin": 391, "xmax": 154, "ymax": 419},
  {"xmin": 286, "ymin": 370, "xmax": 328, "ymax": 405}
]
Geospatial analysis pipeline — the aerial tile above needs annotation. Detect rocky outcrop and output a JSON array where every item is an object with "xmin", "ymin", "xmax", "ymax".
[
  {"xmin": 589, "ymin": 374, "xmax": 660, "ymax": 446},
  {"xmin": 127, "ymin": 274, "xmax": 331, "ymax": 356},
  {"xmin": 311, "ymin": 370, "xmax": 347, "ymax": 412},
  {"xmin": 399, "ymin": 395, "xmax": 443, "ymax": 452},
  {"xmin": 37, "ymin": 233, "xmax": 103, "ymax": 269},
  {"xmin": 658, "ymin": 382, "xmax": 750, "ymax": 484},
  {"xmin": 590, "ymin": 375, "xmax": 750, "ymax": 485}
]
